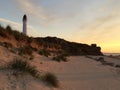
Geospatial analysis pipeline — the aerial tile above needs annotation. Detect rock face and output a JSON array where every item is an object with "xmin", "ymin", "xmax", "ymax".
[{"xmin": 0, "ymin": 25, "xmax": 103, "ymax": 55}]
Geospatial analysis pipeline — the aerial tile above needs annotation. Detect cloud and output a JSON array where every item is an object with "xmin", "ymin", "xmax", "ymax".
[
  {"xmin": 71, "ymin": 14, "xmax": 120, "ymax": 44},
  {"xmin": 16, "ymin": 0, "xmax": 48, "ymax": 20},
  {"xmin": 0, "ymin": 18, "xmax": 22, "ymax": 31},
  {"xmin": 0, "ymin": 18, "xmax": 19, "ymax": 26},
  {"xmin": 81, "ymin": 14, "xmax": 119, "ymax": 30},
  {"xmin": 15, "ymin": 0, "xmax": 64, "ymax": 26},
  {"xmin": 0, "ymin": 17, "xmax": 41, "ymax": 37}
]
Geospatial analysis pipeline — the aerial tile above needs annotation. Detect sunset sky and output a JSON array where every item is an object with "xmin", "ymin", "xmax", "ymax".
[{"xmin": 0, "ymin": 0, "xmax": 120, "ymax": 53}]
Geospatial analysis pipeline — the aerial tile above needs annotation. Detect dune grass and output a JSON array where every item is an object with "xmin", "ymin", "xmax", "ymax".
[
  {"xmin": 6, "ymin": 58, "xmax": 59, "ymax": 87},
  {"xmin": 38, "ymin": 49, "xmax": 51, "ymax": 57},
  {"xmin": 52, "ymin": 54, "xmax": 67, "ymax": 62},
  {"xmin": 41, "ymin": 72, "xmax": 59, "ymax": 87},
  {"xmin": 18, "ymin": 46, "xmax": 33, "ymax": 56},
  {"xmin": 7, "ymin": 59, "xmax": 39, "ymax": 78}
]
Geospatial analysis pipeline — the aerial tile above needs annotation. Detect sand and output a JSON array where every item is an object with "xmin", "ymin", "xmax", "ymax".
[
  {"xmin": 0, "ymin": 46, "xmax": 120, "ymax": 90},
  {"xmin": 36, "ymin": 56, "xmax": 120, "ymax": 90}
]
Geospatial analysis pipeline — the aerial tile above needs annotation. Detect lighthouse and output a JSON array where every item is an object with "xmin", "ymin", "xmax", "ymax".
[{"xmin": 23, "ymin": 14, "xmax": 27, "ymax": 35}]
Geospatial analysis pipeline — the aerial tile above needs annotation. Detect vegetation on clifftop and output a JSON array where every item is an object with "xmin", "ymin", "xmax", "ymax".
[{"xmin": 0, "ymin": 25, "xmax": 103, "ymax": 55}]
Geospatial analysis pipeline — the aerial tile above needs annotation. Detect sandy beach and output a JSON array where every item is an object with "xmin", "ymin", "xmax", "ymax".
[
  {"xmin": 37, "ymin": 56, "xmax": 120, "ymax": 90},
  {"xmin": 0, "ymin": 0, "xmax": 120, "ymax": 89},
  {"xmin": 0, "ymin": 47, "xmax": 120, "ymax": 90}
]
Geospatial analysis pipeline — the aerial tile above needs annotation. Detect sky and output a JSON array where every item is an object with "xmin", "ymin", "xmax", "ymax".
[{"xmin": 0, "ymin": 0, "xmax": 120, "ymax": 53}]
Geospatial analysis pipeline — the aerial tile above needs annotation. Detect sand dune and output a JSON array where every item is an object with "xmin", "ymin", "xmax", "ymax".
[
  {"xmin": 0, "ymin": 46, "xmax": 120, "ymax": 90},
  {"xmin": 36, "ymin": 56, "xmax": 120, "ymax": 90}
]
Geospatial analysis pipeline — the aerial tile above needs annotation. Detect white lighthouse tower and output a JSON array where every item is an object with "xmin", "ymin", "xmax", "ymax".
[{"xmin": 23, "ymin": 14, "xmax": 27, "ymax": 35}]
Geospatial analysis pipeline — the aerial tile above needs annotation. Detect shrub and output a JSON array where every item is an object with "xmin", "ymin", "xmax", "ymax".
[
  {"xmin": 6, "ymin": 25, "xmax": 13, "ymax": 35},
  {"xmin": 27, "ymin": 37, "xmax": 34, "ymax": 44},
  {"xmin": 18, "ymin": 46, "xmax": 33, "ymax": 56},
  {"xmin": 52, "ymin": 54, "xmax": 67, "ymax": 62},
  {"xmin": 13, "ymin": 30, "xmax": 28, "ymax": 41},
  {"xmin": 0, "ymin": 28, "xmax": 8, "ymax": 38},
  {"xmin": 2, "ymin": 42, "xmax": 13, "ymax": 49},
  {"xmin": 6, "ymin": 59, "xmax": 59, "ymax": 87},
  {"xmin": 29, "ymin": 55, "xmax": 34, "ymax": 60},
  {"xmin": 41, "ymin": 72, "xmax": 59, "ymax": 87},
  {"xmin": 115, "ymin": 65, "xmax": 120, "ymax": 68},
  {"xmin": 8, "ymin": 59, "xmax": 39, "ymax": 78},
  {"xmin": 38, "ymin": 49, "xmax": 50, "ymax": 57}
]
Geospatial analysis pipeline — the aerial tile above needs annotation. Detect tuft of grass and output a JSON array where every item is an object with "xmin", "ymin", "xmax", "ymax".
[
  {"xmin": 0, "ymin": 42, "xmax": 13, "ymax": 49},
  {"xmin": 13, "ymin": 30, "xmax": 28, "ymax": 41},
  {"xmin": 29, "ymin": 55, "xmax": 34, "ymax": 60},
  {"xmin": 41, "ymin": 72, "xmax": 59, "ymax": 87},
  {"xmin": 115, "ymin": 64, "xmax": 120, "ymax": 68},
  {"xmin": 18, "ymin": 46, "xmax": 33, "ymax": 56},
  {"xmin": 8, "ymin": 59, "xmax": 39, "ymax": 78},
  {"xmin": 6, "ymin": 59, "xmax": 59, "ymax": 87},
  {"xmin": 52, "ymin": 54, "xmax": 67, "ymax": 62},
  {"xmin": 38, "ymin": 49, "xmax": 51, "ymax": 57}
]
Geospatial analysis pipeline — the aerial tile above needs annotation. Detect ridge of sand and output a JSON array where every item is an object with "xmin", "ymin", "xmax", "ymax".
[
  {"xmin": 0, "ymin": 46, "xmax": 120, "ymax": 90},
  {"xmin": 35, "ymin": 56, "xmax": 120, "ymax": 90}
]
